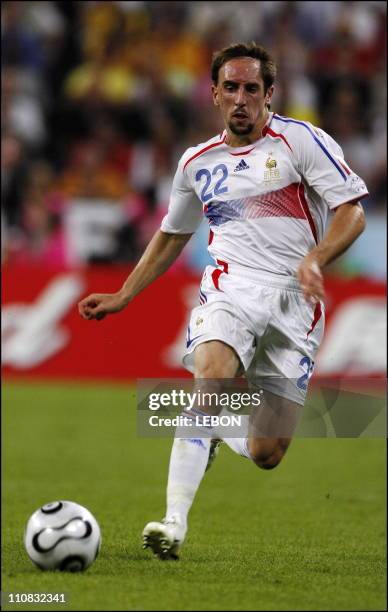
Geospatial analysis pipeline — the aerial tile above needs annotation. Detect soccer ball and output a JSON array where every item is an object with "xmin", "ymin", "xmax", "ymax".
[{"xmin": 24, "ymin": 501, "xmax": 101, "ymax": 572}]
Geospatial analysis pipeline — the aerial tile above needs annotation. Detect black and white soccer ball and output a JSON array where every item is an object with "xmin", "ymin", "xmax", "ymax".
[{"xmin": 24, "ymin": 501, "xmax": 101, "ymax": 571}]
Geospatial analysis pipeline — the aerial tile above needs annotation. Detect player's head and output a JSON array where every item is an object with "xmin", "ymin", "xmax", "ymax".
[{"xmin": 211, "ymin": 42, "xmax": 276, "ymax": 137}]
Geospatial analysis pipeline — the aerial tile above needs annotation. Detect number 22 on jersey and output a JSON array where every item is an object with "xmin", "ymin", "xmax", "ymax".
[{"xmin": 195, "ymin": 165, "xmax": 229, "ymax": 202}]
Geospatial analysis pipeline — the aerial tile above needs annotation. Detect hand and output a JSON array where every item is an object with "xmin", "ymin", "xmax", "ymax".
[
  {"xmin": 297, "ymin": 255, "xmax": 325, "ymax": 305},
  {"xmin": 78, "ymin": 291, "xmax": 128, "ymax": 321}
]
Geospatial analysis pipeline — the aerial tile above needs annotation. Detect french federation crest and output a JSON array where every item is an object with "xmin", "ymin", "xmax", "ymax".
[{"xmin": 264, "ymin": 154, "xmax": 280, "ymax": 182}]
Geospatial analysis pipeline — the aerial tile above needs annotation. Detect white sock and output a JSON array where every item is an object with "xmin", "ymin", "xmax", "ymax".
[
  {"xmin": 166, "ymin": 436, "xmax": 211, "ymax": 526},
  {"xmin": 166, "ymin": 408, "xmax": 213, "ymax": 526},
  {"xmin": 214, "ymin": 411, "xmax": 251, "ymax": 459},
  {"xmin": 222, "ymin": 437, "xmax": 251, "ymax": 459}
]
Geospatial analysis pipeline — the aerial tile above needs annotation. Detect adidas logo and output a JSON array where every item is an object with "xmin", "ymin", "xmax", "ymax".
[{"xmin": 234, "ymin": 159, "xmax": 250, "ymax": 172}]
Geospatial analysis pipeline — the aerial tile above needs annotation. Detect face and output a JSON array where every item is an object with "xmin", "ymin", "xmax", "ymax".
[{"xmin": 212, "ymin": 57, "xmax": 273, "ymax": 138}]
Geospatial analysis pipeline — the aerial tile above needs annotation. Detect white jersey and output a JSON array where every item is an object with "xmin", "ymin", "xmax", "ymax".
[{"xmin": 161, "ymin": 112, "xmax": 368, "ymax": 284}]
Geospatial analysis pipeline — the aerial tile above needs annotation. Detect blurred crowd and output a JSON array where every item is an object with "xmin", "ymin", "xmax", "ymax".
[{"xmin": 2, "ymin": 0, "xmax": 386, "ymax": 270}]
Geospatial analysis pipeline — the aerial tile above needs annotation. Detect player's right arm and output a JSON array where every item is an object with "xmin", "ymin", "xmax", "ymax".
[
  {"xmin": 78, "ymin": 230, "xmax": 192, "ymax": 320},
  {"xmin": 78, "ymin": 153, "xmax": 202, "ymax": 321}
]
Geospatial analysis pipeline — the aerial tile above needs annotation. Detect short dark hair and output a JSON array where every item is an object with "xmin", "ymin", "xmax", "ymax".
[{"xmin": 211, "ymin": 42, "xmax": 277, "ymax": 92}]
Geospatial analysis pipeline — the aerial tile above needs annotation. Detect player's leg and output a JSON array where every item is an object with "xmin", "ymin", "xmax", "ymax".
[
  {"xmin": 244, "ymin": 284, "xmax": 325, "ymax": 470},
  {"xmin": 193, "ymin": 346, "xmax": 301, "ymax": 470},
  {"xmin": 194, "ymin": 341, "xmax": 252, "ymax": 459},
  {"xmin": 165, "ymin": 341, "xmax": 240, "ymax": 527},
  {"xmin": 181, "ymin": 271, "xmax": 258, "ymax": 461},
  {"xmin": 142, "ymin": 271, "xmax": 257, "ymax": 559},
  {"xmin": 193, "ymin": 340, "xmax": 240, "ymax": 378},
  {"xmin": 246, "ymin": 390, "xmax": 301, "ymax": 469},
  {"xmin": 247, "ymin": 435, "xmax": 292, "ymax": 469},
  {"xmin": 143, "ymin": 340, "xmax": 239, "ymax": 559}
]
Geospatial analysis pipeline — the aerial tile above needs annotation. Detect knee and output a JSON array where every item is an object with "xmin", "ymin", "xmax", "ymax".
[
  {"xmin": 256, "ymin": 455, "xmax": 281, "ymax": 470},
  {"xmin": 194, "ymin": 342, "xmax": 240, "ymax": 379},
  {"xmin": 195, "ymin": 362, "xmax": 225, "ymax": 379},
  {"xmin": 195, "ymin": 354, "xmax": 235, "ymax": 379},
  {"xmin": 247, "ymin": 439, "xmax": 288, "ymax": 470}
]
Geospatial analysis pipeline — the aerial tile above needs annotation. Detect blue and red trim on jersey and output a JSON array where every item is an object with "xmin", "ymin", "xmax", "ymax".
[
  {"xmin": 272, "ymin": 114, "xmax": 348, "ymax": 181},
  {"xmin": 337, "ymin": 159, "xmax": 351, "ymax": 175}
]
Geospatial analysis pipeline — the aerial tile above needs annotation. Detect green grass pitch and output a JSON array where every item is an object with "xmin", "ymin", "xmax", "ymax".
[{"xmin": 2, "ymin": 382, "xmax": 386, "ymax": 611}]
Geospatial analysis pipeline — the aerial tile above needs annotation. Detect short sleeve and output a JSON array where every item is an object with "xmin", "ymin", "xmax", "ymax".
[
  {"xmin": 294, "ymin": 124, "xmax": 369, "ymax": 209},
  {"xmin": 160, "ymin": 157, "xmax": 203, "ymax": 234}
]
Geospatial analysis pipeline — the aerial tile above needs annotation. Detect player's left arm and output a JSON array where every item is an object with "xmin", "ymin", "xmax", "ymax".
[
  {"xmin": 292, "ymin": 123, "xmax": 368, "ymax": 304},
  {"xmin": 297, "ymin": 201, "xmax": 366, "ymax": 304}
]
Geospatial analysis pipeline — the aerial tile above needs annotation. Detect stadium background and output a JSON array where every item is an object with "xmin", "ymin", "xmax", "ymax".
[{"xmin": 2, "ymin": 2, "xmax": 386, "ymax": 611}]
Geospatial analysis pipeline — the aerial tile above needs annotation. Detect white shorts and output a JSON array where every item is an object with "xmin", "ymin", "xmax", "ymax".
[{"xmin": 183, "ymin": 265, "xmax": 325, "ymax": 405}]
